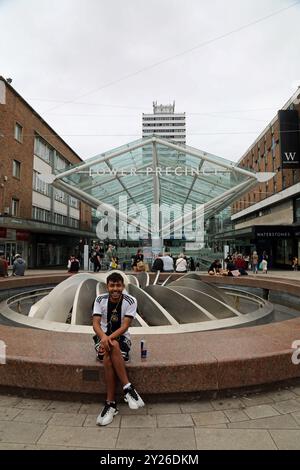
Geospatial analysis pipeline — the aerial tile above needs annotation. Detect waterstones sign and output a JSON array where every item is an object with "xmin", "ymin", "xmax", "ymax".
[
  {"xmin": 255, "ymin": 226, "xmax": 292, "ymax": 238},
  {"xmin": 279, "ymin": 110, "xmax": 300, "ymax": 169}
]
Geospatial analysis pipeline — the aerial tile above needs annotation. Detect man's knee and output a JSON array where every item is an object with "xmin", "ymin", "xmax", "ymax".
[
  {"xmin": 110, "ymin": 339, "xmax": 120, "ymax": 350},
  {"xmin": 110, "ymin": 341, "xmax": 124, "ymax": 358},
  {"xmin": 103, "ymin": 353, "xmax": 113, "ymax": 366}
]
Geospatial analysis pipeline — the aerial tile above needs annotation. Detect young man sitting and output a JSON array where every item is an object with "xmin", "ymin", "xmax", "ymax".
[{"xmin": 92, "ymin": 272, "xmax": 144, "ymax": 426}]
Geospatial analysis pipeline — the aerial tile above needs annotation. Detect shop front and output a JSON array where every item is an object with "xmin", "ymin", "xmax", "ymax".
[
  {"xmin": 29, "ymin": 233, "xmax": 84, "ymax": 268},
  {"xmin": 0, "ymin": 228, "xmax": 29, "ymax": 266},
  {"xmin": 215, "ymin": 225, "xmax": 298, "ymax": 268},
  {"xmin": 254, "ymin": 226, "xmax": 294, "ymax": 269}
]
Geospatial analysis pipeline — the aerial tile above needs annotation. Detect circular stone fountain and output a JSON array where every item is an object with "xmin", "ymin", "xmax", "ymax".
[{"xmin": 0, "ymin": 271, "xmax": 273, "ymax": 334}]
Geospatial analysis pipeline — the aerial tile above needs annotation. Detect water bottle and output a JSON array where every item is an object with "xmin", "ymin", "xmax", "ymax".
[{"xmin": 141, "ymin": 338, "xmax": 147, "ymax": 359}]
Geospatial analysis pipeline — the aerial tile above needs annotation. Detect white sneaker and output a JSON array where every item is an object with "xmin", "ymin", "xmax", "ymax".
[
  {"xmin": 124, "ymin": 385, "xmax": 145, "ymax": 409},
  {"xmin": 96, "ymin": 402, "xmax": 118, "ymax": 426}
]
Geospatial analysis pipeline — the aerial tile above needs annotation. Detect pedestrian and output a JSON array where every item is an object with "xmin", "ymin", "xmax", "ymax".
[
  {"xmin": 151, "ymin": 254, "xmax": 164, "ymax": 272},
  {"xmin": 0, "ymin": 251, "xmax": 9, "ymax": 278},
  {"xmin": 92, "ymin": 272, "xmax": 144, "ymax": 426},
  {"xmin": 208, "ymin": 259, "xmax": 222, "ymax": 275},
  {"xmin": 91, "ymin": 245, "xmax": 101, "ymax": 272},
  {"xmin": 132, "ymin": 249, "xmax": 143, "ymax": 272},
  {"xmin": 110, "ymin": 256, "xmax": 118, "ymax": 270},
  {"xmin": 161, "ymin": 253, "xmax": 174, "ymax": 272},
  {"xmin": 251, "ymin": 251, "xmax": 259, "ymax": 274},
  {"xmin": 292, "ymin": 256, "xmax": 298, "ymax": 271},
  {"xmin": 261, "ymin": 258, "xmax": 268, "ymax": 274},
  {"xmin": 67, "ymin": 255, "xmax": 80, "ymax": 273},
  {"xmin": 189, "ymin": 257, "xmax": 195, "ymax": 271},
  {"xmin": 12, "ymin": 254, "xmax": 26, "ymax": 276},
  {"xmin": 106, "ymin": 244, "xmax": 116, "ymax": 263},
  {"xmin": 175, "ymin": 253, "xmax": 187, "ymax": 273}
]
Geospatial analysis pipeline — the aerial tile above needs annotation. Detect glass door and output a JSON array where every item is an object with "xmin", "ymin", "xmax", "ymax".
[{"xmin": 5, "ymin": 242, "xmax": 17, "ymax": 266}]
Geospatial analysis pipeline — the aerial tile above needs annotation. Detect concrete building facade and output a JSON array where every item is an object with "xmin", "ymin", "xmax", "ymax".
[
  {"xmin": 0, "ymin": 76, "xmax": 94, "ymax": 268},
  {"xmin": 216, "ymin": 88, "xmax": 300, "ymax": 268},
  {"xmin": 142, "ymin": 101, "xmax": 186, "ymax": 145}
]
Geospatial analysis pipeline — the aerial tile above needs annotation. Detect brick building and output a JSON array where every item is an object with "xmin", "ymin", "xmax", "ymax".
[
  {"xmin": 216, "ymin": 88, "xmax": 300, "ymax": 268},
  {"xmin": 0, "ymin": 76, "xmax": 94, "ymax": 268}
]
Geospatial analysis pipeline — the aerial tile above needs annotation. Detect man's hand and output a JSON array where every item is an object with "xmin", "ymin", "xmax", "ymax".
[{"xmin": 100, "ymin": 335, "xmax": 111, "ymax": 352}]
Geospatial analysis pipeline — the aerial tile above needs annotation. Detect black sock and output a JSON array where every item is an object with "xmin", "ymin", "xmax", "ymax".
[{"xmin": 106, "ymin": 400, "xmax": 116, "ymax": 407}]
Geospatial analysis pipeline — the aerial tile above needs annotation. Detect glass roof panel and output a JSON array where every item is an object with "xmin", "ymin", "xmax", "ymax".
[{"xmin": 54, "ymin": 137, "xmax": 257, "ymax": 223}]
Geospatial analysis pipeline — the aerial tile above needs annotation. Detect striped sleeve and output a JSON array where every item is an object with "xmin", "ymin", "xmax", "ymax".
[
  {"xmin": 92, "ymin": 294, "xmax": 108, "ymax": 316},
  {"xmin": 123, "ymin": 294, "xmax": 137, "ymax": 318}
]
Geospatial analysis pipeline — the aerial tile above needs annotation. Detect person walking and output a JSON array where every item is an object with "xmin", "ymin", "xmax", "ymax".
[
  {"xmin": 251, "ymin": 251, "xmax": 259, "ymax": 274},
  {"xmin": 261, "ymin": 257, "xmax": 268, "ymax": 274}
]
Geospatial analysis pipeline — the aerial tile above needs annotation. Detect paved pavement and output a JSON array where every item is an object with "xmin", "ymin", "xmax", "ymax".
[{"xmin": 0, "ymin": 386, "xmax": 300, "ymax": 449}]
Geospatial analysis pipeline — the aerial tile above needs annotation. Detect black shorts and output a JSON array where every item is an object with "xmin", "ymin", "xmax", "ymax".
[{"xmin": 93, "ymin": 335, "xmax": 131, "ymax": 362}]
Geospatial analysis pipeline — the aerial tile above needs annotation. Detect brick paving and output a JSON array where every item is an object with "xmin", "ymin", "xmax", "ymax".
[{"xmin": 0, "ymin": 385, "xmax": 300, "ymax": 449}]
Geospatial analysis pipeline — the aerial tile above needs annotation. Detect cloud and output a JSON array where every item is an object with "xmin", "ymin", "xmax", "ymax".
[{"xmin": 1, "ymin": 0, "xmax": 300, "ymax": 160}]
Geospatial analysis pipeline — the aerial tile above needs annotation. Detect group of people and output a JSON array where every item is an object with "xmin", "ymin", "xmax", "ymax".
[
  {"xmin": 208, "ymin": 251, "xmax": 270, "ymax": 277},
  {"xmin": 151, "ymin": 253, "xmax": 196, "ymax": 273},
  {"xmin": 89, "ymin": 244, "xmax": 121, "ymax": 272},
  {"xmin": 0, "ymin": 251, "xmax": 26, "ymax": 277}
]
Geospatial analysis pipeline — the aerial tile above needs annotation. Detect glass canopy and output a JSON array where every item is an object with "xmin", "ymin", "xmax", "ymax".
[{"xmin": 51, "ymin": 136, "xmax": 272, "ymax": 241}]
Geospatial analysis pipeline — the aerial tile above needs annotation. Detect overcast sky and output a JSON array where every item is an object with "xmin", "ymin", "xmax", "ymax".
[{"xmin": 1, "ymin": 0, "xmax": 300, "ymax": 162}]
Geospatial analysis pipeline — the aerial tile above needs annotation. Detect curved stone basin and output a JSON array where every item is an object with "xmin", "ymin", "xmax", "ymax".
[{"xmin": 0, "ymin": 273, "xmax": 299, "ymax": 395}]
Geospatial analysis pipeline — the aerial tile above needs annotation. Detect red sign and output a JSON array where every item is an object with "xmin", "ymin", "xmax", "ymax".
[
  {"xmin": 16, "ymin": 230, "xmax": 30, "ymax": 241},
  {"xmin": 0, "ymin": 227, "xmax": 7, "ymax": 238}
]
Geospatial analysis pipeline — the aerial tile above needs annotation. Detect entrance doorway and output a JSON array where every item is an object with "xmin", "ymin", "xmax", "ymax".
[{"xmin": 0, "ymin": 241, "xmax": 25, "ymax": 266}]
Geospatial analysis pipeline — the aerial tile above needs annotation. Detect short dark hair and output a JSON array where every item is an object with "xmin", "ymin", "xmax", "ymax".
[{"xmin": 106, "ymin": 272, "xmax": 124, "ymax": 284}]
